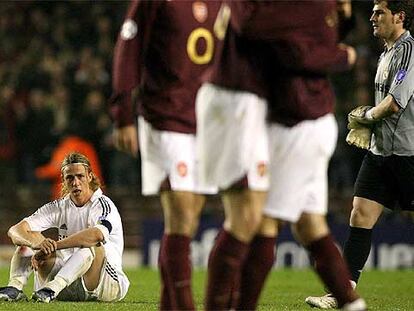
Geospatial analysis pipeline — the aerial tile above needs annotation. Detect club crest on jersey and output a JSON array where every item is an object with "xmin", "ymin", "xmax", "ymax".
[
  {"xmin": 120, "ymin": 19, "xmax": 137, "ymax": 40},
  {"xmin": 193, "ymin": 1, "xmax": 208, "ymax": 23},
  {"xmin": 257, "ymin": 161, "xmax": 267, "ymax": 177},
  {"xmin": 177, "ymin": 161, "xmax": 188, "ymax": 177},
  {"xmin": 395, "ymin": 69, "xmax": 406, "ymax": 83}
]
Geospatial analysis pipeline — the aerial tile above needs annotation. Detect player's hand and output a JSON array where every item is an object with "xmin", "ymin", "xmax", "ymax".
[
  {"xmin": 338, "ymin": 43, "xmax": 357, "ymax": 67},
  {"xmin": 348, "ymin": 105, "xmax": 376, "ymax": 127},
  {"xmin": 35, "ymin": 238, "xmax": 57, "ymax": 255},
  {"xmin": 346, "ymin": 127, "xmax": 372, "ymax": 149},
  {"xmin": 113, "ymin": 125, "xmax": 139, "ymax": 157},
  {"xmin": 31, "ymin": 250, "xmax": 48, "ymax": 271}
]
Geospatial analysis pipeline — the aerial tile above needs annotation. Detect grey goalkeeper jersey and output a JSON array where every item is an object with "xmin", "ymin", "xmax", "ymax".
[{"xmin": 371, "ymin": 31, "xmax": 414, "ymax": 156}]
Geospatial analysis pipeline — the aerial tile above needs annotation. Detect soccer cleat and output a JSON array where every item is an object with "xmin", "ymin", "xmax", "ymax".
[
  {"xmin": 31, "ymin": 288, "xmax": 56, "ymax": 303},
  {"xmin": 0, "ymin": 286, "xmax": 27, "ymax": 302},
  {"xmin": 305, "ymin": 293, "xmax": 338, "ymax": 309}
]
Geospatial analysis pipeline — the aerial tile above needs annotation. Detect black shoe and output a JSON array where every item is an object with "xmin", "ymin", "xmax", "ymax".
[
  {"xmin": 0, "ymin": 286, "xmax": 27, "ymax": 302},
  {"xmin": 31, "ymin": 288, "xmax": 56, "ymax": 303}
]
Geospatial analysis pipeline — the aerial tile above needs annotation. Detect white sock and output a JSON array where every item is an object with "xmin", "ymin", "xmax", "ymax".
[
  {"xmin": 342, "ymin": 298, "xmax": 367, "ymax": 311},
  {"xmin": 350, "ymin": 280, "xmax": 357, "ymax": 290},
  {"xmin": 8, "ymin": 246, "xmax": 34, "ymax": 290},
  {"xmin": 44, "ymin": 248, "xmax": 94, "ymax": 295}
]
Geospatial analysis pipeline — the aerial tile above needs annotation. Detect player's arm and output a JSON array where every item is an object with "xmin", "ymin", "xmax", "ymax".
[
  {"xmin": 7, "ymin": 220, "xmax": 45, "ymax": 249},
  {"xmin": 370, "ymin": 95, "xmax": 400, "ymax": 120},
  {"xmin": 57, "ymin": 227, "xmax": 104, "ymax": 250}
]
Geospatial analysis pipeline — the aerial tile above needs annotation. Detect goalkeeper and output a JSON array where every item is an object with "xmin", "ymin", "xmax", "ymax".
[{"xmin": 306, "ymin": 0, "xmax": 414, "ymax": 308}]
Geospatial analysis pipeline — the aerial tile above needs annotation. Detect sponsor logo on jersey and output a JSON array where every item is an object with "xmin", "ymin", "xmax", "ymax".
[
  {"xmin": 177, "ymin": 161, "xmax": 188, "ymax": 177},
  {"xmin": 120, "ymin": 19, "xmax": 137, "ymax": 40},
  {"xmin": 395, "ymin": 69, "xmax": 406, "ymax": 83},
  {"xmin": 193, "ymin": 1, "xmax": 208, "ymax": 23},
  {"xmin": 257, "ymin": 161, "xmax": 267, "ymax": 177}
]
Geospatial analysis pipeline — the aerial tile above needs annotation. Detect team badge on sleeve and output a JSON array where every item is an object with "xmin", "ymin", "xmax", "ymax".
[
  {"xmin": 395, "ymin": 69, "xmax": 407, "ymax": 83},
  {"xmin": 120, "ymin": 19, "xmax": 137, "ymax": 40}
]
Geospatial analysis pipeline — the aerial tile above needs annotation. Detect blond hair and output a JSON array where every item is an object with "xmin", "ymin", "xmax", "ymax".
[{"xmin": 60, "ymin": 152, "xmax": 101, "ymax": 197}]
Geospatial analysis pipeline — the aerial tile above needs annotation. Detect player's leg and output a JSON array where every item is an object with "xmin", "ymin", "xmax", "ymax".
[
  {"xmin": 196, "ymin": 85, "xmax": 270, "ymax": 310},
  {"xmin": 236, "ymin": 216, "xmax": 278, "ymax": 310},
  {"xmin": 344, "ymin": 197, "xmax": 383, "ymax": 285},
  {"xmin": 32, "ymin": 247, "xmax": 95, "ymax": 302},
  {"xmin": 159, "ymin": 190, "xmax": 205, "ymax": 310},
  {"xmin": 205, "ymin": 186, "xmax": 265, "ymax": 310},
  {"xmin": 293, "ymin": 213, "xmax": 365, "ymax": 310},
  {"xmin": 0, "ymin": 246, "xmax": 33, "ymax": 301},
  {"xmin": 139, "ymin": 116, "xmax": 212, "ymax": 310}
]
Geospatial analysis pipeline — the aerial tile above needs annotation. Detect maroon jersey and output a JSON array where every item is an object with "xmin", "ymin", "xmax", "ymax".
[
  {"xmin": 230, "ymin": 1, "xmax": 351, "ymax": 126},
  {"xmin": 111, "ymin": 0, "xmax": 221, "ymax": 133},
  {"xmin": 206, "ymin": 2, "xmax": 265, "ymax": 97}
]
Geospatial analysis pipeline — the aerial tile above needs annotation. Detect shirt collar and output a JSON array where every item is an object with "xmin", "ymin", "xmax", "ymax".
[
  {"xmin": 90, "ymin": 188, "xmax": 103, "ymax": 202},
  {"xmin": 387, "ymin": 30, "xmax": 411, "ymax": 51}
]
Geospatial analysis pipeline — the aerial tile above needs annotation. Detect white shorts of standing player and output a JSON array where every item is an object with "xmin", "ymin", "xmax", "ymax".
[
  {"xmin": 138, "ymin": 116, "xmax": 218, "ymax": 195},
  {"xmin": 264, "ymin": 113, "xmax": 338, "ymax": 222},
  {"xmin": 196, "ymin": 83, "xmax": 269, "ymax": 191}
]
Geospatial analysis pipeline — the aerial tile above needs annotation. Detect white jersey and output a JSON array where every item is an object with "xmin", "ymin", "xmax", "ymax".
[{"xmin": 24, "ymin": 188, "xmax": 125, "ymax": 270}]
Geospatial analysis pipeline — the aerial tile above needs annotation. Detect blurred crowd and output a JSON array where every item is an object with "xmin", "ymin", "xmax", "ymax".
[
  {"xmin": 0, "ymin": 1, "xmax": 140, "ymax": 189},
  {"xmin": 0, "ymin": 2, "xmax": 384, "ymax": 204}
]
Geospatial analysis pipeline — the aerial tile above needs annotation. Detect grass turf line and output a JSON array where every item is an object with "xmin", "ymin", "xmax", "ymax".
[{"xmin": 0, "ymin": 267, "xmax": 413, "ymax": 310}]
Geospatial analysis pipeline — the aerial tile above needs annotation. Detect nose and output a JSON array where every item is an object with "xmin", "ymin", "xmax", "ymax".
[
  {"xmin": 370, "ymin": 13, "xmax": 376, "ymax": 22},
  {"xmin": 72, "ymin": 176, "xmax": 81, "ymax": 186}
]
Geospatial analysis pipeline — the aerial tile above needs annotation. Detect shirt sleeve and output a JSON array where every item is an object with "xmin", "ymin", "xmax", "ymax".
[
  {"xmin": 23, "ymin": 201, "xmax": 59, "ymax": 232},
  {"xmin": 90, "ymin": 197, "xmax": 119, "ymax": 243},
  {"xmin": 110, "ymin": 0, "xmax": 159, "ymax": 127},
  {"xmin": 388, "ymin": 41, "xmax": 414, "ymax": 109}
]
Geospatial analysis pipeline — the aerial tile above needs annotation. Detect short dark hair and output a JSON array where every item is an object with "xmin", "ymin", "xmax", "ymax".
[{"xmin": 375, "ymin": 0, "xmax": 414, "ymax": 29}]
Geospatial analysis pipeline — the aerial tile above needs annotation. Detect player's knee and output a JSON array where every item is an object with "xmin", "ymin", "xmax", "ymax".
[
  {"xmin": 350, "ymin": 204, "xmax": 375, "ymax": 228},
  {"xmin": 77, "ymin": 247, "xmax": 95, "ymax": 264}
]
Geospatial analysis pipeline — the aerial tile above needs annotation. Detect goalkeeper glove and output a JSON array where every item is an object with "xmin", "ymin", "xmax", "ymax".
[
  {"xmin": 348, "ymin": 105, "xmax": 376, "ymax": 128},
  {"xmin": 346, "ymin": 127, "xmax": 372, "ymax": 150}
]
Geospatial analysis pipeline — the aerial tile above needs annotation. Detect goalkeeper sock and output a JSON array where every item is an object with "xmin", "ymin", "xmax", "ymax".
[
  {"xmin": 307, "ymin": 234, "xmax": 358, "ymax": 308},
  {"xmin": 8, "ymin": 246, "xmax": 34, "ymax": 290},
  {"xmin": 205, "ymin": 229, "xmax": 249, "ymax": 311},
  {"xmin": 237, "ymin": 235, "xmax": 276, "ymax": 311},
  {"xmin": 162, "ymin": 234, "xmax": 194, "ymax": 311},
  {"xmin": 343, "ymin": 227, "xmax": 372, "ymax": 283},
  {"xmin": 45, "ymin": 248, "xmax": 94, "ymax": 295}
]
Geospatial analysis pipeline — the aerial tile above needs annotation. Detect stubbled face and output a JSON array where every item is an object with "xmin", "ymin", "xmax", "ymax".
[
  {"xmin": 370, "ymin": 1, "xmax": 401, "ymax": 41},
  {"xmin": 62, "ymin": 163, "xmax": 93, "ymax": 206}
]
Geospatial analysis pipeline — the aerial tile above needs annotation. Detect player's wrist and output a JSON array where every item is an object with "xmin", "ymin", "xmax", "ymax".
[{"xmin": 365, "ymin": 108, "xmax": 375, "ymax": 121}]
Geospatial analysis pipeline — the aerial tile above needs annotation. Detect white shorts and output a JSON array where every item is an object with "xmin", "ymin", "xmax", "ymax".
[
  {"xmin": 263, "ymin": 114, "xmax": 338, "ymax": 222},
  {"xmin": 138, "ymin": 116, "xmax": 217, "ymax": 195},
  {"xmin": 196, "ymin": 83, "xmax": 269, "ymax": 191},
  {"xmin": 34, "ymin": 250, "xmax": 129, "ymax": 302}
]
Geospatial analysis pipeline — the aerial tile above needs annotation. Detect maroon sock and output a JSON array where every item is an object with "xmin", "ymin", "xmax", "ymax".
[
  {"xmin": 205, "ymin": 229, "xmax": 249, "ymax": 311},
  {"xmin": 307, "ymin": 234, "xmax": 359, "ymax": 308},
  {"xmin": 163, "ymin": 234, "xmax": 195, "ymax": 311},
  {"xmin": 159, "ymin": 235, "xmax": 176, "ymax": 310},
  {"xmin": 236, "ymin": 235, "xmax": 276, "ymax": 310}
]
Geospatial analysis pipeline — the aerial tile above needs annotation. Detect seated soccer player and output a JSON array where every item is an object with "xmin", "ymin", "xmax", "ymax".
[{"xmin": 0, "ymin": 152, "xmax": 129, "ymax": 303}]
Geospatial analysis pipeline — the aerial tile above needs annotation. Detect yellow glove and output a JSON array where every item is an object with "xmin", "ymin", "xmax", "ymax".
[{"xmin": 346, "ymin": 127, "xmax": 372, "ymax": 149}]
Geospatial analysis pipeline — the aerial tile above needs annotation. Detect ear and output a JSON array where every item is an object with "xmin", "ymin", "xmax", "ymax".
[{"xmin": 397, "ymin": 11, "xmax": 406, "ymax": 25}]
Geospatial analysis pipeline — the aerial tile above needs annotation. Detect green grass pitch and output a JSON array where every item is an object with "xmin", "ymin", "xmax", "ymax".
[{"xmin": 0, "ymin": 267, "xmax": 413, "ymax": 310}]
